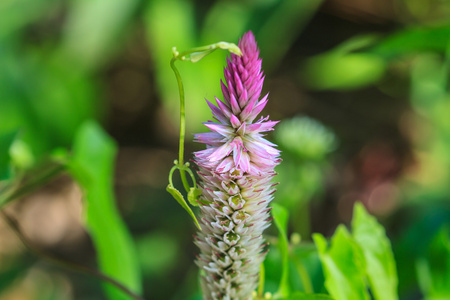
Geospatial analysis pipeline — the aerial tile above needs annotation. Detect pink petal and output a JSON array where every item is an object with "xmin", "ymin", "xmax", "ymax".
[{"xmin": 203, "ymin": 123, "xmax": 234, "ymax": 136}]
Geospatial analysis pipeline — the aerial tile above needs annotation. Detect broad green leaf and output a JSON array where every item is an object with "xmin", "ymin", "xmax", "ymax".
[
  {"xmin": 351, "ymin": 203, "xmax": 398, "ymax": 300},
  {"xmin": 167, "ymin": 185, "xmax": 201, "ymax": 230},
  {"xmin": 0, "ymin": 130, "xmax": 17, "ymax": 180},
  {"xmin": 313, "ymin": 226, "xmax": 369, "ymax": 300},
  {"xmin": 272, "ymin": 203, "xmax": 290, "ymax": 297},
  {"xmin": 416, "ymin": 226, "xmax": 450, "ymax": 299},
  {"xmin": 70, "ymin": 120, "xmax": 141, "ymax": 300}
]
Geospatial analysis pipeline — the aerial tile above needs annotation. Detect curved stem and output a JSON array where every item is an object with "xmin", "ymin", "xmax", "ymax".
[
  {"xmin": 0, "ymin": 210, "xmax": 146, "ymax": 300},
  {"xmin": 185, "ymin": 167, "xmax": 197, "ymax": 189},
  {"xmin": 170, "ymin": 58, "xmax": 190, "ymax": 193}
]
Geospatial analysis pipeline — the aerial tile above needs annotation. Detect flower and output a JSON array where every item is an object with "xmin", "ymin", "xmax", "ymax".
[{"xmin": 193, "ymin": 31, "xmax": 280, "ymax": 300}]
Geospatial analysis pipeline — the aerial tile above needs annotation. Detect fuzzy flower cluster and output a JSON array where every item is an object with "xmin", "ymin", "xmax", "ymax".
[{"xmin": 194, "ymin": 31, "xmax": 280, "ymax": 300}]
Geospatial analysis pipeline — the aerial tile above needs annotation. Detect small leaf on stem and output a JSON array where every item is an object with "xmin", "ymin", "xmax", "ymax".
[{"xmin": 167, "ymin": 185, "xmax": 202, "ymax": 230}]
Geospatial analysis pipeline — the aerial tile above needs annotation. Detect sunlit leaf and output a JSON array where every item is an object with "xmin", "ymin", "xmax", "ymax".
[
  {"xmin": 313, "ymin": 226, "xmax": 369, "ymax": 300},
  {"xmin": 351, "ymin": 203, "xmax": 398, "ymax": 300},
  {"xmin": 70, "ymin": 120, "xmax": 142, "ymax": 300}
]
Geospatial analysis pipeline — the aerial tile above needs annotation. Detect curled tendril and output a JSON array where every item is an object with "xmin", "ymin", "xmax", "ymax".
[{"xmin": 167, "ymin": 41, "xmax": 241, "ymax": 230}]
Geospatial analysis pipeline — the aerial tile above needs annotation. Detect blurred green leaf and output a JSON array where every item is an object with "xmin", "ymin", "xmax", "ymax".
[
  {"xmin": 302, "ymin": 53, "xmax": 386, "ymax": 90},
  {"xmin": 167, "ymin": 185, "xmax": 201, "ymax": 230},
  {"xmin": 70, "ymin": 120, "xmax": 141, "ymax": 300},
  {"xmin": 370, "ymin": 25, "xmax": 450, "ymax": 60},
  {"xmin": 257, "ymin": 0, "xmax": 324, "ymax": 72},
  {"xmin": 9, "ymin": 138, "xmax": 34, "ymax": 171},
  {"xmin": 275, "ymin": 116, "xmax": 337, "ymax": 160},
  {"xmin": 144, "ymin": 0, "xmax": 210, "ymax": 133},
  {"xmin": 313, "ymin": 226, "xmax": 369, "ymax": 300},
  {"xmin": 137, "ymin": 232, "xmax": 179, "ymax": 276},
  {"xmin": 0, "ymin": 256, "xmax": 32, "ymax": 293},
  {"xmin": 62, "ymin": 0, "xmax": 140, "ymax": 70},
  {"xmin": 290, "ymin": 243, "xmax": 322, "ymax": 294},
  {"xmin": 0, "ymin": 130, "xmax": 17, "ymax": 181},
  {"xmin": 416, "ymin": 226, "xmax": 450, "ymax": 299},
  {"xmin": 352, "ymin": 203, "xmax": 398, "ymax": 300},
  {"xmin": 281, "ymin": 291, "xmax": 335, "ymax": 299},
  {"xmin": 272, "ymin": 203, "xmax": 290, "ymax": 297},
  {"xmin": 0, "ymin": 0, "xmax": 51, "ymax": 39}
]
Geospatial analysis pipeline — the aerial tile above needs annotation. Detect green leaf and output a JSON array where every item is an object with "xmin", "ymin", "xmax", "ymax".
[
  {"xmin": 69, "ymin": 120, "xmax": 142, "ymax": 300},
  {"xmin": 62, "ymin": 0, "xmax": 140, "ymax": 69},
  {"xmin": 370, "ymin": 25, "xmax": 450, "ymax": 60},
  {"xmin": 351, "ymin": 203, "xmax": 398, "ymax": 300},
  {"xmin": 167, "ymin": 185, "xmax": 201, "ymax": 230},
  {"xmin": 189, "ymin": 50, "xmax": 215, "ymax": 63},
  {"xmin": 0, "ymin": 130, "xmax": 17, "ymax": 181},
  {"xmin": 313, "ymin": 226, "xmax": 369, "ymax": 300},
  {"xmin": 285, "ymin": 291, "xmax": 335, "ymax": 299},
  {"xmin": 257, "ymin": 0, "xmax": 324, "ymax": 72},
  {"xmin": 187, "ymin": 187, "xmax": 203, "ymax": 206},
  {"xmin": 290, "ymin": 243, "xmax": 319, "ymax": 294},
  {"xmin": 0, "ymin": 256, "xmax": 32, "ymax": 293},
  {"xmin": 9, "ymin": 138, "xmax": 34, "ymax": 171},
  {"xmin": 188, "ymin": 42, "xmax": 241, "ymax": 63},
  {"xmin": 416, "ymin": 226, "xmax": 450, "ymax": 298},
  {"xmin": 272, "ymin": 203, "xmax": 290, "ymax": 297},
  {"xmin": 302, "ymin": 53, "xmax": 386, "ymax": 90}
]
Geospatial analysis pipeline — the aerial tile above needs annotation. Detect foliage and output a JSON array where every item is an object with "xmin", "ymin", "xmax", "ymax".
[
  {"xmin": 69, "ymin": 121, "xmax": 142, "ymax": 299},
  {"xmin": 1, "ymin": 0, "xmax": 450, "ymax": 299}
]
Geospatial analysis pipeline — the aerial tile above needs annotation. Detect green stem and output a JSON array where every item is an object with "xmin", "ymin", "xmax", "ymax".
[
  {"xmin": 0, "ymin": 163, "xmax": 65, "ymax": 208},
  {"xmin": 258, "ymin": 262, "xmax": 265, "ymax": 297},
  {"xmin": 292, "ymin": 255, "xmax": 314, "ymax": 294},
  {"xmin": 170, "ymin": 58, "xmax": 190, "ymax": 193}
]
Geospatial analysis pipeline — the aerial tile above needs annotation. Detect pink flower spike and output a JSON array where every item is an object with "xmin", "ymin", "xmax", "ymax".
[{"xmin": 193, "ymin": 31, "xmax": 279, "ymax": 300}]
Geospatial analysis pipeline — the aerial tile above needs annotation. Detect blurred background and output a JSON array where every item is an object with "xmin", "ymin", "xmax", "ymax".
[{"xmin": 1, "ymin": 0, "xmax": 450, "ymax": 299}]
